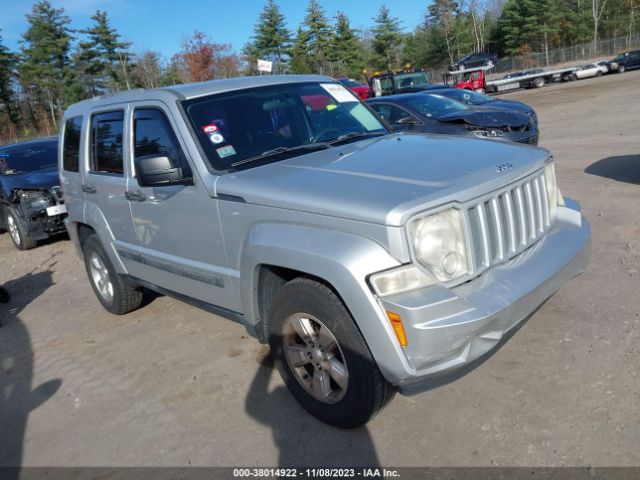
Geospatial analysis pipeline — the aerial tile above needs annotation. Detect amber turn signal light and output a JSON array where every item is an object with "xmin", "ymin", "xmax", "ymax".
[{"xmin": 386, "ymin": 311, "xmax": 408, "ymax": 347}]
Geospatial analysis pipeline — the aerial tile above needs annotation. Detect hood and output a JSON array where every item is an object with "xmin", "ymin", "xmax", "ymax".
[
  {"xmin": 436, "ymin": 109, "xmax": 529, "ymax": 129},
  {"xmin": 487, "ymin": 99, "xmax": 534, "ymax": 115},
  {"xmin": 217, "ymin": 133, "xmax": 548, "ymax": 226},
  {"xmin": 0, "ymin": 166, "xmax": 60, "ymax": 191}
]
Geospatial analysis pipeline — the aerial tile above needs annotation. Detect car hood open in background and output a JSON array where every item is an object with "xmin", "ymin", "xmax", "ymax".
[
  {"xmin": 0, "ymin": 166, "xmax": 59, "ymax": 190},
  {"xmin": 217, "ymin": 133, "xmax": 547, "ymax": 226},
  {"xmin": 436, "ymin": 109, "xmax": 530, "ymax": 129}
]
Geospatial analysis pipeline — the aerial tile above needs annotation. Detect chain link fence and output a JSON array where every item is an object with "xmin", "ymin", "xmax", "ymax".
[{"xmin": 492, "ymin": 33, "xmax": 640, "ymax": 74}]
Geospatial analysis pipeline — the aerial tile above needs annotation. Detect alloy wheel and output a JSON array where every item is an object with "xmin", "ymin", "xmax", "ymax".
[
  {"xmin": 89, "ymin": 252, "xmax": 114, "ymax": 303},
  {"xmin": 282, "ymin": 313, "xmax": 349, "ymax": 404},
  {"xmin": 7, "ymin": 214, "xmax": 21, "ymax": 246}
]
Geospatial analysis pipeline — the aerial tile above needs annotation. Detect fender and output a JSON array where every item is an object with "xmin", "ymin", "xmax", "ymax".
[
  {"xmin": 239, "ymin": 223, "xmax": 414, "ymax": 382},
  {"xmin": 79, "ymin": 201, "xmax": 130, "ymax": 274}
]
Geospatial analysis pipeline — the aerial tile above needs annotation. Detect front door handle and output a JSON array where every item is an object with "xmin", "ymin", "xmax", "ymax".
[
  {"xmin": 81, "ymin": 184, "xmax": 97, "ymax": 194},
  {"xmin": 125, "ymin": 190, "xmax": 146, "ymax": 202}
]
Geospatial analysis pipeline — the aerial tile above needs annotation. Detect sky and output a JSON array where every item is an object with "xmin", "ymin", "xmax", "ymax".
[{"xmin": 0, "ymin": 0, "xmax": 430, "ymax": 59}]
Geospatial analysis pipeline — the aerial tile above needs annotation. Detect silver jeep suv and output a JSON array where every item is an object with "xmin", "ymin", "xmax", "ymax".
[{"xmin": 59, "ymin": 75, "xmax": 590, "ymax": 428}]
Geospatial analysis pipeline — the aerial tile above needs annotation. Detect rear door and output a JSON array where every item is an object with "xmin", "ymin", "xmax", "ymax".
[
  {"xmin": 125, "ymin": 102, "xmax": 237, "ymax": 311},
  {"xmin": 84, "ymin": 108, "xmax": 139, "ymax": 271}
]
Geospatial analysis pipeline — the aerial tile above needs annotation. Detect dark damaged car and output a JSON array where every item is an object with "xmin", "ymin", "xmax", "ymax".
[
  {"xmin": 366, "ymin": 92, "xmax": 539, "ymax": 145},
  {"xmin": 0, "ymin": 138, "xmax": 67, "ymax": 250}
]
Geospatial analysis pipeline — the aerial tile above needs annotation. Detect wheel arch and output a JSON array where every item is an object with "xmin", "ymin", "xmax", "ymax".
[{"xmin": 239, "ymin": 223, "xmax": 412, "ymax": 382}]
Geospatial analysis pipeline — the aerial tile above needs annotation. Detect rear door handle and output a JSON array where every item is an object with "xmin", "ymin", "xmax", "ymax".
[
  {"xmin": 125, "ymin": 190, "xmax": 146, "ymax": 202},
  {"xmin": 81, "ymin": 184, "xmax": 97, "ymax": 194}
]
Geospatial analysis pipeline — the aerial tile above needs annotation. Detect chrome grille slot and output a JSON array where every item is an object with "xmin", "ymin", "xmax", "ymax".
[{"xmin": 467, "ymin": 170, "xmax": 552, "ymax": 276}]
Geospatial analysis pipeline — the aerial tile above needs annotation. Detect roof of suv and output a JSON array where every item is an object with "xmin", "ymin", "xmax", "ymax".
[{"xmin": 63, "ymin": 74, "xmax": 334, "ymax": 116}]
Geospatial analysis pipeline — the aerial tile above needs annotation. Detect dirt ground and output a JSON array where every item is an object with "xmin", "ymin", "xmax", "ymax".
[{"xmin": 1, "ymin": 71, "xmax": 639, "ymax": 468}]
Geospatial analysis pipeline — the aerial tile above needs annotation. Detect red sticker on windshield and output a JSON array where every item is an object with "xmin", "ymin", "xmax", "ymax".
[{"xmin": 201, "ymin": 124, "xmax": 219, "ymax": 133}]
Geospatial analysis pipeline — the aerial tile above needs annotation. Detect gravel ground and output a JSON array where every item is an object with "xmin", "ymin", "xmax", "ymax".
[{"xmin": 1, "ymin": 71, "xmax": 639, "ymax": 468}]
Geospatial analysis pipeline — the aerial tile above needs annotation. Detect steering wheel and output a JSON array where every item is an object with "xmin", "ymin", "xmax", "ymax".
[{"xmin": 311, "ymin": 128, "xmax": 341, "ymax": 143}]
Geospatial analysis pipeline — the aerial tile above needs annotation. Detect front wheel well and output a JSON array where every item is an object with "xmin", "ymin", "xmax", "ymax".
[
  {"xmin": 255, "ymin": 265, "xmax": 343, "ymax": 343},
  {"xmin": 77, "ymin": 223, "xmax": 96, "ymax": 248}
]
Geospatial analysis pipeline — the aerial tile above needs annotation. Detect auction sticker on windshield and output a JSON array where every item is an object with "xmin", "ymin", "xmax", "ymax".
[
  {"xmin": 216, "ymin": 145, "xmax": 236, "ymax": 158},
  {"xmin": 321, "ymin": 83, "xmax": 358, "ymax": 103}
]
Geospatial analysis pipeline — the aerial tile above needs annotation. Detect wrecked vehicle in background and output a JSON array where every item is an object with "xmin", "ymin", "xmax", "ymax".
[
  {"xmin": 0, "ymin": 138, "xmax": 67, "ymax": 250},
  {"xmin": 367, "ymin": 92, "xmax": 539, "ymax": 145}
]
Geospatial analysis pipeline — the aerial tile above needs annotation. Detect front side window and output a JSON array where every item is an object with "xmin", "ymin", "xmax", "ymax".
[
  {"xmin": 62, "ymin": 116, "xmax": 83, "ymax": 172},
  {"xmin": 134, "ymin": 108, "xmax": 188, "ymax": 172},
  {"xmin": 370, "ymin": 104, "xmax": 418, "ymax": 125},
  {"xmin": 90, "ymin": 110, "xmax": 124, "ymax": 174},
  {"xmin": 183, "ymin": 82, "xmax": 386, "ymax": 171}
]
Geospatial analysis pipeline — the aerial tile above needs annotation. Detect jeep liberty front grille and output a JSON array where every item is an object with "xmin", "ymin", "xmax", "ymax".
[{"xmin": 466, "ymin": 170, "xmax": 551, "ymax": 275}]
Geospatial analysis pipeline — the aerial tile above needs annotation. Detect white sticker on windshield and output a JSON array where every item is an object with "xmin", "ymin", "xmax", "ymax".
[{"xmin": 320, "ymin": 83, "xmax": 358, "ymax": 103}]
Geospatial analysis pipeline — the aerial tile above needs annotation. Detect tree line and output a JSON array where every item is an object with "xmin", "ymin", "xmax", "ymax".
[{"xmin": 1, "ymin": 0, "xmax": 639, "ymax": 142}]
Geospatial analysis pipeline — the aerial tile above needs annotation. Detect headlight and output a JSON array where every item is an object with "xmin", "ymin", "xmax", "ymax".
[
  {"xmin": 370, "ymin": 264, "xmax": 436, "ymax": 297},
  {"xmin": 544, "ymin": 161, "xmax": 563, "ymax": 222},
  {"xmin": 21, "ymin": 191, "xmax": 53, "ymax": 211},
  {"xmin": 409, "ymin": 208, "xmax": 470, "ymax": 282}
]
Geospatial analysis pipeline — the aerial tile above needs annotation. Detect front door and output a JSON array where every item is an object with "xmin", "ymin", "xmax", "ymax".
[{"xmin": 124, "ymin": 102, "xmax": 237, "ymax": 312}]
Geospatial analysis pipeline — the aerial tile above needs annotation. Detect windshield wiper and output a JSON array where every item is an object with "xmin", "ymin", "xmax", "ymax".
[
  {"xmin": 230, "ymin": 142, "xmax": 332, "ymax": 168},
  {"xmin": 327, "ymin": 131, "xmax": 387, "ymax": 146}
]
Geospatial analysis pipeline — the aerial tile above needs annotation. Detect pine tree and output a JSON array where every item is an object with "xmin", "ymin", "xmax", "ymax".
[
  {"xmin": 290, "ymin": 27, "xmax": 311, "ymax": 73},
  {"xmin": 0, "ymin": 31, "xmax": 17, "ymax": 131},
  {"xmin": 371, "ymin": 6, "xmax": 403, "ymax": 70},
  {"xmin": 251, "ymin": 0, "xmax": 291, "ymax": 73},
  {"xmin": 294, "ymin": 0, "xmax": 332, "ymax": 74},
  {"xmin": 79, "ymin": 10, "xmax": 131, "ymax": 92},
  {"xmin": 329, "ymin": 12, "xmax": 365, "ymax": 78},
  {"xmin": 19, "ymin": 0, "xmax": 74, "ymax": 129}
]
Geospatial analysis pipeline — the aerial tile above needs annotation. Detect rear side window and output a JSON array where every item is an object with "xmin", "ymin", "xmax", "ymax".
[
  {"xmin": 62, "ymin": 116, "xmax": 83, "ymax": 172},
  {"xmin": 90, "ymin": 110, "xmax": 124, "ymax": 174},
  {"xmin": 133, "ymin": 108, "xmax": 188, "ymax": 171}
]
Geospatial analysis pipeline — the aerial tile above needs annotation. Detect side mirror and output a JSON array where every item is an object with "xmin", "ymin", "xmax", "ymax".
[
  {"xmin": 134, "ymin": 155, "xmax": 193, "ymax": 187},
  {"xmin": 395, "ymin": 116, "xmax": 420, "ymax": 127}
]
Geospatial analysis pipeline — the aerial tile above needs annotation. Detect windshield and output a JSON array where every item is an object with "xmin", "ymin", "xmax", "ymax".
[
  {"xmin": 394, "ymin": 72, "xmax": 430, "ymax": 91},
  {"xmin": 0, "ymin": 141, "xmax": 57, "ymax": 175},
  {"xmin": 398, "ymin": 94, "xmax": 467, "ymax": 118},
  {"xmin": 183, "ymin": 82, "xmax": 386, "ymax": 171},
  {"xmin": 436, "ymin": 89, "xmax": 493, "ymax": 106},
  {"xmin": 613, "ymin": 54, "xmax": 626, "ymax": 61}
]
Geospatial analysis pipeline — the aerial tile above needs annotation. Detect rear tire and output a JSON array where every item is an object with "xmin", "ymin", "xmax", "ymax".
[
  {"xmin": 268, "ymin": 277, "xmax": 395, "ymax": 428},
  {"xmin": 596, "ymin": 71, "xmax": 602, "ymax": 77},
  {"xmin": 4, "ymin": 206, "xmax": 38, "ymax": 250},
  {"xmin": 83, "ymin": 234, "xmax": 143, "ymax": 315},
  {"xmin": 533, "ymin": 77, "xmax": 545, "ymax": 88}
]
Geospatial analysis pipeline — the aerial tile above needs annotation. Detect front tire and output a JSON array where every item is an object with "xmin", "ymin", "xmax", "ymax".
[
  {"xmin": 533, "ymin": 77, "xmax": 545, "ymax": 88},
  {"xmin": 4, "ymin": 206, "xmax": 37, "ymax": 250},
  {"xmin": 83, "ymin": 234, "xmax": 143, "ymax": 315},
  {"xmin": 268, "ymin": 277, "xmax": 395, "ymax": 428},
  {"xmin": 618, "ymin": 65, "xmax": 626, "ymax": 73}
]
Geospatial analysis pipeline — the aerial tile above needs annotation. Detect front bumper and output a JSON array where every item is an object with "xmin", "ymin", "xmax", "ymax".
[{"xmin": 375, "ymin": 198, "xmax": 590, "ymax": 392}]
